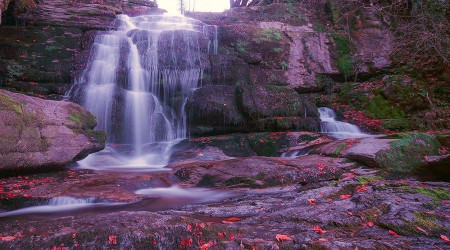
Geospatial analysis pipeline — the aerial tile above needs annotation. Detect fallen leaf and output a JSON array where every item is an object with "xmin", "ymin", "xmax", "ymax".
[
  {"xmin": 340, "ymin": 194, "xmax": 352, "ymax": 199},
  {"xmin": 313, "ymin": 225, "xmax": 326, "ymax": 234},
  {"xmin": 441, "ymin": 235, "xmax": 450, "ymax": 243},
  {"xmin": 275, "ymin": 234, "xmax": 293, "ymax": 242},
  {"xmin": 414, "ymin": 225, "xmax": 428, "ymax": 235},
  {"xmin": 0, "ymin": 236, "xmax": 16, "ymax": 241},
  {"xmin": 368, "ymin": 222, "xmax": 374, "ymax": 227},
  {"xmin": 318, "ymin": 238, "xmax": 328, "ymax": 242},
  {"xmin": 347, "ymin": 211, "xmax": 354, "ymax": 216},
  {"xmin": 307, "ymin": 198, "xmax": 316, "ymax": 205},
  {"xmin": 388, "ymin": 230, "xmax": 399, "ymax": 237},
  {"xmin": 108, "ymin": 234, "xmax": 117, "ymax": 245}
]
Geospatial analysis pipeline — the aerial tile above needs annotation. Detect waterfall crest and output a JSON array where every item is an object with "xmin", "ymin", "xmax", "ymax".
[{"xmin": 67, "ymin": 14, "xmax": 218, "ymax": 171}]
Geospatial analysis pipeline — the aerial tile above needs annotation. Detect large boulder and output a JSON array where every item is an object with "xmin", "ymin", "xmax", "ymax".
[
  {"xmin": 186, "ymin": 85, "xmax": 320, "ymax": 135},
  {"xmin": 237, "ymin": 85, "xmax": 318, "ymax": 119},
  {"xmin": 169, "ymin": 155, "xmax": 354, "ymax": 189},
  {"xmin": 316, "ymin": 133, "xmax": 443, "ymax": 178},
  {"xmin": 0, "ymin": 90, "xmax": 106, "ymax": 172}
]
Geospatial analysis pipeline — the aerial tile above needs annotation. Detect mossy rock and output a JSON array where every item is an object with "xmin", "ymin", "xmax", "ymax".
[
  {"xmin": 0, "ymin": 93, "xmax": 23, "ymax": 114},
  {"xmin": 375, "ymin": 132, "xmax": 441, "ymax": 178}
]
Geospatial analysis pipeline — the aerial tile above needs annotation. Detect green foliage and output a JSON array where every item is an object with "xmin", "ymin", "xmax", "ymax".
[
  {"xmin": 235, "ymin": 40, "xmax": 249, "ymax": 53},
  {"xmin": 375, "ymin": 132, "xmax": 441, "ymax": 178},
  {"xmin": 0, "ymin": 93, "xmax": 23, "ymax": 115},
  {"xmin": 331, "ymin": 34, "xmax": 354, "ymax": 76},
  {"xmin": 280, "ymin": 61, "xmax": 288, "ymax": 70},
  {"xmin": 254, "ymin": 28, "xmax": 282, "ymax": 43},
  {"xmin": 273, "ymin": 47, "xmax": 283, "ymax": 53},
  {"xmin": 313, "ymin": 23, "xmax": 327, "ymax": 32},
  {"xmin": 357, "ymin": 176, "xmax": 382, "ymax": 184},
  {"xmin": 366, "ymin": 94, "xmax": 406, "ymax": 119}
]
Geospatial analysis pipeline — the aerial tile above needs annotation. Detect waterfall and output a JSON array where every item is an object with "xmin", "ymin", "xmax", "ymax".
[
  {"xmin": 67, "ymin": 14, "xmax": 218, "ymax": 171},
  {"xmin": 318, "ymin": 107, "xmax": 368, "ymax": 139}
]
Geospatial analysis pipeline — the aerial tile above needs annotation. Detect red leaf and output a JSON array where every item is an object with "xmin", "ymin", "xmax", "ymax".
[
  {"xmin": 222, "ymin": 217, "xmax": 242, "ymax": 224},
  {"xmin": 388, "ymin": 230, "xmax": 399, "ymax": 237},
  {"xmin": 229, "ymin": 233, "xmax": 235, "ymax": 241},
  {"xmin": 0, "ymin": 236, "xmax": 16, "ymax": 241},
  {"xmin": 275, "ymin": 234, "xmax": 293, "ymax": 242},
  {"xmin": 313, "ymin": 225, "xmax": 326, "ymax": 234},
  {"xmin": 368, "ymin": 222, "xmax": 374, "ymax": 227},
  {"xmin": 340, "ymin": 194, "xmax": 351, "ymax": 199},
  {"xmin": 217, "ymin": 232, "xmax": 224, "ymax": 239},
  {"xmin": 414, "ymin": 225, "xmax": 428, "ymax": 235},
  {"xmin": 108, "ymin": 234, "xmax": 117, "ymax": 245},
  {"xmin": 347, "ymin": 211, "xmax": 354, "ymax": 216},
  {"xmin": 356, "ymin": 185, "xmax": 368, "ymax": 193},
  {"xmin": 307, "ymin": 198, "xmax": 316, "ymax": 205},
  {"xmin": 441, "ymin": 235, "xmax": 450, "ymax": 243},
  {"xmin": 187, "ymin": 224, "xmax": 192, "ymax": 232}
]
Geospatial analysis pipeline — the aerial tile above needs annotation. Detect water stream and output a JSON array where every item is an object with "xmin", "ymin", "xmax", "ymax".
[{"xmin": 318, "ymin": 107, "xmax": 368, "ymax": 140}]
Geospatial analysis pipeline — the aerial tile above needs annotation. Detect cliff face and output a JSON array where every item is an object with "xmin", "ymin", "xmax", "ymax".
[
  {"xmin": 0, "ymin": 1, "xmax": 448, "ymax": 133},
  {"xmin": 0, "ymin": 0, "xmax": 161, "ymax": 99}
]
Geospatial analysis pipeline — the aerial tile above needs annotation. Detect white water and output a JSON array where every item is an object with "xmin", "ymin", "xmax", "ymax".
[
  {"xmin": 135, "ymin": 186, "xmax": 231, "ymax": 203},
  {"xmin": 67, "ymin": 14, "xmax": 218, "ymax": 171},
  {"xmin": 318, "ymin": 107, "xmax": 368, "ymax": 139},
  {"xmin": 0, "ymin": 197, "xmax": 125, "ymax": 218}
]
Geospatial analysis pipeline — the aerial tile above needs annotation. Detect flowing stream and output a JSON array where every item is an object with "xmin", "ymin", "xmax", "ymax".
[
  {"xmin": 67, "ymin": 14, "xmax": 217, "ymax": 171},
  {"xmin": 318, "ymin": 107, "xmax": 368, "ymax": 139}
]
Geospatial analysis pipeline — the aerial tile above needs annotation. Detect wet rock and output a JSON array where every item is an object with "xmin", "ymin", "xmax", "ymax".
[
  {"xmin": 2, "ymin": 168, "xmax": 448, "ymax": 249},
  {"xmin": 13, "ymin": 0, "xmax": 161, "ymax": 31},
  {"xmin": 0, "ymin": 90, "xmax": 106, "ymax": 172},
  {"xmin": 170, "ymin": 132, "xmax": 329, "ymax": 163},
  {"xmin": 352, "ymin": 27, "xmax": 393, "ymax": 73},
  {"xmin": 425, "ymin": 154, "xmax": 450, "ymax": 181},
  {"xmin": 317, "ymin": 133, "xmax": 443, "ymax": 178},
  {"xmin": 237, "ymin": 85, "xmax": 319, "ymax": 119},
  {"xmin": 186, "ymin": 85, "xmax": 246, "ymax": 134},
  {"xmin": 207, "ymin": 54, "xmax": 250, "ymax": 85},
  {"xmin": 169, "ymin": 155, "xmax": 354, "ymax": 189},
  {"xmin": 317, "ymin": 137, "xmax": 395, "ymax": 167}
]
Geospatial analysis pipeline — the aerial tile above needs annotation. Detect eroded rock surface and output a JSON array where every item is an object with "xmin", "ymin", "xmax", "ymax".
[{"xmin": 0, "ymin": 90, "xmax": 106, "ymax": 171}]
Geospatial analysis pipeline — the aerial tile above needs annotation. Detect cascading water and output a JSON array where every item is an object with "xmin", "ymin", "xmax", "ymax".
[
  {"xmin": 318, "ymin": 107, "xmax": 368, "ymax": 139},
  {"xmin": 67, "ymin": 14, "xmax": 218, "ymax": 171}
]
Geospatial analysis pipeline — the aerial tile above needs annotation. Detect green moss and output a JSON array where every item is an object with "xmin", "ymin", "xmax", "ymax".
[
  {"xmin": 326, "ymin": 184, "xmax": 358, "ymax": 199},
  {"xmin": 86, "ymin": 130, "xmax": 107, "ymax": 148},
  {"xmin": 331, "ymin": 34, "xmax": 354, "ymax": 76},
  {"xmin": 235, "ymin": 40, "xmax": 249, "ymax": 53},
  {"xmin": 357, "ymin": 175, "xmax": 382, "ymax": 184},
  {"xmin": 253, "ymin": 28, "xmax": 282, "ymax": 43},
  {"xmin": 225, "ymin": 177, "xmax": 257, "ymax": 187},
  {"xmin": 414, "ymin": 187, "xmax": 450, "ymax": 205},
  {"xmin": 273, "ymin": 47, "xmax": 283, "ymax": 53},
  {"xmin": 68, "ymin": 111, "xmax": 97, "ymax": 129},
  {"xmin": 375, "ymin": 132, "xmax": 441, "ymax": 178},
  {"xmin": 0, "ymin": 93, "xmax": 23, "ymax": 114},
  {"xmin": 299, "ymin": 134, "xmax": 320, "ymax": 142},
  {"xmin": 44, "ymin": 45, "xmax": 60, "ymax": 52},
  {"xmin": 331, "ymin": 143, "xmax": 347, "ymax": 157},
  {"xmin": 366, "ymin": 94, "xmax": 406, "ymax": 119},
  {"xmin": 382, "ymin": 212, "xmax": 445, "ymax": 237}
]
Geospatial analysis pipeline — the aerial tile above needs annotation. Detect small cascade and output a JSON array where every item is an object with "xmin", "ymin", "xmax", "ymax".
[
  {"xmin": 67, "ymin": 14, "xmax": 218, "ymax": 171},
  {"xmin": 48, "ymin": 196, "xmax": 96, "ymax": 206},
  {"xmin": 0, "ymin": 197, "xmax": 125, "ymax": 218},
  {"xmin": 318, "ymin": 107, "xmax": 368, "ymax": 139}
]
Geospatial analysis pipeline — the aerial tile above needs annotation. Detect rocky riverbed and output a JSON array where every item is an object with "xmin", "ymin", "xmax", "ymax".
[{"xmin": 1, "ymin": 131, "xmax": 449, "ymax": 249}]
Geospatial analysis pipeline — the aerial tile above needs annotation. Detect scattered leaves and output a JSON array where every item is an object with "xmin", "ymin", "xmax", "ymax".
[{"xmin": 275, "ymin": 234, "xmax": 293, "ymax": 242}]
